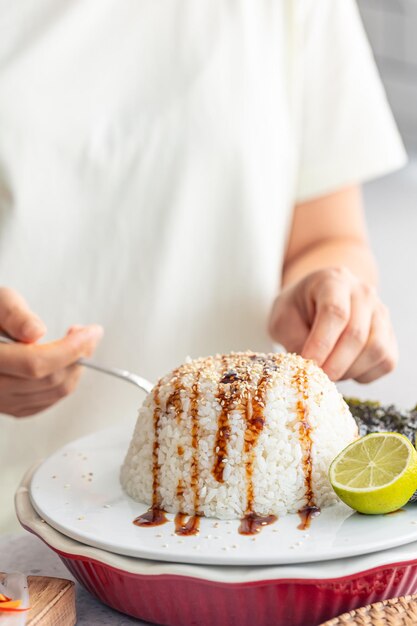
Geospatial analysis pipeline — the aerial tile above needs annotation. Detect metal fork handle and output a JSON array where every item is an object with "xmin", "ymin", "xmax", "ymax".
[{"xmin": 0, "ymin": 334, "xmax": 154, "ymax": 394}]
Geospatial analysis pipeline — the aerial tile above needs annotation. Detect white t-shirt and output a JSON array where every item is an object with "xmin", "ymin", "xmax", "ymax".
[{"xmin": 0, "ymin": 0, "xmax": 406, "ymax": 532}]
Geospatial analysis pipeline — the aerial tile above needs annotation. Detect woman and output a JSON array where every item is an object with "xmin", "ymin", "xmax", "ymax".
[{"xmin": 0, "ymin": 0, "xmax": 406, "ymax": 532}]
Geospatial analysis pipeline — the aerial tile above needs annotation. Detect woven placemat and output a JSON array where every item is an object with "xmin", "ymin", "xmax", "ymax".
[{"xmin": 320, "ymin": 594, "xmax": 417, "ymax": 625}]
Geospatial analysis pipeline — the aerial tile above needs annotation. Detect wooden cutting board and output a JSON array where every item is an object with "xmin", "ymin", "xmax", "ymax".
[{"xmin": 1, "ymin": 574, "xmax": 76, "ymax": 626}]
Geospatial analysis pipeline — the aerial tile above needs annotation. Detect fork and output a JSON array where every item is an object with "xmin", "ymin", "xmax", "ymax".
[{"xmin": 0, "ymin": 334, "xmax": 154, "ymax": 394}]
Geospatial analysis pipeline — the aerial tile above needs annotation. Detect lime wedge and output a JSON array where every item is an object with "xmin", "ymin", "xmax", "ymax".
[{"xmin": 329, "ymin": 432, "xmax": 417, "ymax": 514}]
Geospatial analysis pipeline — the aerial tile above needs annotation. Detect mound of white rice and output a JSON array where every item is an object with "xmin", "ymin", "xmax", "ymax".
[{"xmin": 120, "ymin": 352, "xmax": 358, "ymax": 519}]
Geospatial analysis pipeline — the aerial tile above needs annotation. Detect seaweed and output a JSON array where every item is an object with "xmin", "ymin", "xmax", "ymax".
[{"xmin": 344, "ymin": 397, "xmax": 417, "ymax": 445}]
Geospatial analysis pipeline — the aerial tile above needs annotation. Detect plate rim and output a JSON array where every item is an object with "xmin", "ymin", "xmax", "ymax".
[
  {"xmin": 26, "ymin": 425, "xmax": 417, "ymax": 568},
  {"xmin": 16, "ymin": 464, "xmax": 417, "ymax": 583}
]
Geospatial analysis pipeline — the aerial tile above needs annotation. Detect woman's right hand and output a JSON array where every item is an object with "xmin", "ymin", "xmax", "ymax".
[{"xmin": 0, "ymin": 288, "xmax": 103, "ymax": 417}]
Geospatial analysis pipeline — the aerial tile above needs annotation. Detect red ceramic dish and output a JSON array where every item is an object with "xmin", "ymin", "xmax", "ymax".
[{"xmin": 15, "ymin": 468, "xmax": 417, "ymax": 626}]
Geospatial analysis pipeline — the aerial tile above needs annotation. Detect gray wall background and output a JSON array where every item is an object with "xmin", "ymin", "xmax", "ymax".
[
  {"xmin": 358, "ymin": 0, "xmax": 417, "ymax": 150},
  {"xmin": 339, "ymin": 2, "xmax": 417, "ymax": 408}
]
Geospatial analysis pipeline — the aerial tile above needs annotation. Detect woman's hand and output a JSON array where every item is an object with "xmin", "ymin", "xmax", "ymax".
[
  {"xmin": 0, "ymin": 288, "xmax": 103, "ymax": 417},
  {"xmin": 269, "ymin": 266, "xmax": 398, "ymax": 382}
]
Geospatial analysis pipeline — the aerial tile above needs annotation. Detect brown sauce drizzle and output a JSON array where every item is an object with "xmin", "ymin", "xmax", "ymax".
[
  {"xmin": 174, "ymin": 512, "xmax": 201, "ymax": 536},
  {"xmin": 133, "ymin": 507, "xmax": 168, "ymax": 527},
  {"xmin": 166, "ymin": 385, "xmax": 183, "ymax": 424},
  {"xmin": 243, "ymin": 366, "xmax": 269, "ymax": 513},
  {"xmin": 151, "ymin": 385, "xmax": 162, "ymax": 508},
  {"xmin": 238, "ymin": 359, "xmax": 278, "ymax": 535},
  {"xmin": 293, "ymin": 367, "xmax": 321, "ymax": 529},
  {"xmin": 239, "ymin": 512, "xmax": 277, "ymax": 535},
  {"xmin": 297, "ymin": 505, "xmax": 321, "ymax": 530},
  {"xmin": 176, "ymin": 479, "xmax": 185, "ymax": 500},
  {"xmin": 190, "ymin": 372, "xmax": 201, "ymax": 514},
  {"xmin": 133, "ymin": 384, "xmax": 170, "ymax": 528},
  {"xmin": 212, "ymin": 362, "xmax": 239, "ymax": 483},
  {"xmin": 177, "ymin": 445, "xmax": 184, "ymax": 456}
]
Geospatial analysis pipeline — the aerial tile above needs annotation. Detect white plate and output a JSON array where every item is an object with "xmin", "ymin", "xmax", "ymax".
[{"xmin": 29, "ymin": 425, "xmax": 417, "ymax": 566}]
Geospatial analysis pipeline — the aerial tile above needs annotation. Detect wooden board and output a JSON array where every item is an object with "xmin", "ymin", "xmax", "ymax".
[{"xmin": 1, "ymin": 574, "xmax": 76, "ymax": 626}]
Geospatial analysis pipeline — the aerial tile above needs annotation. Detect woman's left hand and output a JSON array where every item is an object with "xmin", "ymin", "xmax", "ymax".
[{"xmin": 268, "ymin": 266, "xmax": 398, "ymax": 382}]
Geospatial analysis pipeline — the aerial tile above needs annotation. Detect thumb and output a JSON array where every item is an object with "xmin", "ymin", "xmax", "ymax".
[
  {"xmin": 269, "ymin": 296, "xmax": 310, "ymax": 354},
  {"xmin": 66, "ymin": 324, "xmax": 104, "ymax": 357},
  {"xmin": 0, "ymin": 287, "xmax": 46, "ymax": 343}
]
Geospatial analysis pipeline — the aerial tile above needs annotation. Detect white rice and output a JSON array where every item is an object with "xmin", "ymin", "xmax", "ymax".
[{"xmin": 120, "ymin": 352, "xmax": 358, "ymax": 519}]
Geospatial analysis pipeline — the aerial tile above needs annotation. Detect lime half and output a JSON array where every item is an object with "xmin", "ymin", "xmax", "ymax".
[{"xmin": 329, "ymin": 432, "xmax": 417, "ymax": 514}]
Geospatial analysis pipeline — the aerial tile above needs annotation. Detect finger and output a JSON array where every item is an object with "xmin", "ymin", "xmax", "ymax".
[
  {"xmin": 0, "ymin": 287, "xmax": 46, "ymax": 343},
  {"xmin": 10, "ymin": 403, "xmax": 58, "ymax": 418},
  {"xmin": 269, "ymin": 299, "xmax": 310, "ymax": 354},
  {"xmin": 301, "ymin": 284, "xmax": 351, "ymax": 367},
  {"xmin": 3, "ymin": 365, "xmax": 80, "ymax": 396},
  {"xmin": 344, "ymin": 308, "xmax": 397, "ymax": 381},
  {"xmin": 0, "ymin": 324, "xmax": 103, "ymax": 378},
  {"xmin": 13, "ymin": 365, "xmax": 82, "ymax": 403},
  {"xmin": 321, "ymin": 290, "xmax": 374, "ymax": 381},
  {"xmin": 355, "ymin": 346, "xmax": 398, "ymax": 383}
]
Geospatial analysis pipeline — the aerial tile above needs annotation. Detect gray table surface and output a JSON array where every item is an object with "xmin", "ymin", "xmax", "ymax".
[{"xmin": 0, "ymin": 532, "xmax": 151, "ymax": 625}]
